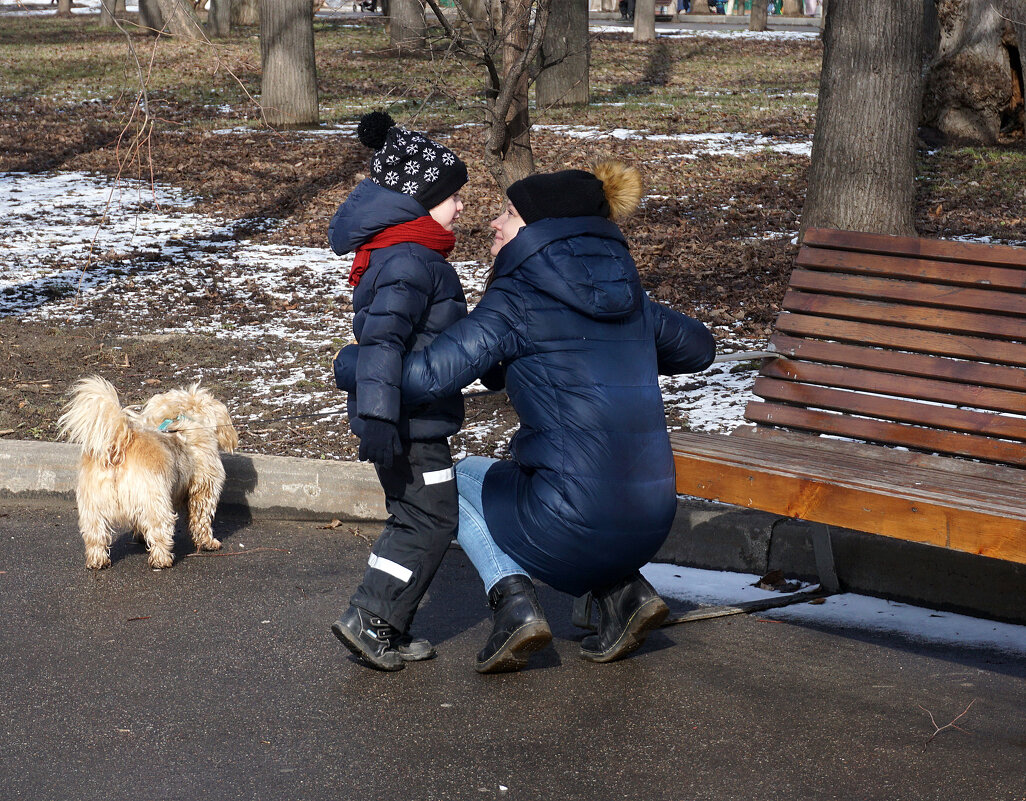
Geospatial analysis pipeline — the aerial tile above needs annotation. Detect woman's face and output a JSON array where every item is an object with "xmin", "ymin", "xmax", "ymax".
[
  {"xmin": 490, "ymin": 202, "xmax": 527, "ymax": 256},
  {"xmin": 429, "ymin": 193, "xmax": 464, "ymax": 231}
]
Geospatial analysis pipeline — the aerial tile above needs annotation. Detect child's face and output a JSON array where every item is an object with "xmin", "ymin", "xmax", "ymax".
[
  {"xmin": 489, "ymin": 202, "xmax": 527, "ymax": 257},
  {"xmin": 428, "ymin": 193, "xmax": 464, "ymax": 231}
]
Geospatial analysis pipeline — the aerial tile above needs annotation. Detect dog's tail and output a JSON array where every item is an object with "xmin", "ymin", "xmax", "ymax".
[{"xmin": 57, "ymin": 376, "xmax": 135, "ymax": 468}]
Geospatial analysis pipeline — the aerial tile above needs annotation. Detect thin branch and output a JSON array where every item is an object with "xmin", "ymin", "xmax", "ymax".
[{"xmin": 918, "ymin": 699, "xmax": 977, "ymax": 749}]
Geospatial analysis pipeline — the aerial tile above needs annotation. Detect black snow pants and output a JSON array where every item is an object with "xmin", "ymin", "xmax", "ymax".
[{"xmin": 350, "ymin": 439, "xmax": 458, "ymax": 633}]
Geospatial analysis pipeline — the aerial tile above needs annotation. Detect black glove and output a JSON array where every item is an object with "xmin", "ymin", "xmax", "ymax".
[{"xmin": 357, "ymin": 418, "xmax": 403, "ymax": 469}]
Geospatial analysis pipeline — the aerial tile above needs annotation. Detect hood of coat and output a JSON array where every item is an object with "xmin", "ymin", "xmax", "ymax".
[
  {"xmin": 491, "ymin": 216, "xmax": 642, "ymax": 321},
  {"xmin": 328, "ymin": 178, "xmax": 429, "ymax": 255}
]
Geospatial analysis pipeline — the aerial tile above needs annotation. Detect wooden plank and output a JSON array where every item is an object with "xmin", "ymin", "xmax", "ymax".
[
  {"xmin": 768, "ymin": 335, "xmax": 1026, "ymax": 392},
  {"xmin": 782, "ymin": 292, "xmax": 1026, "ymax": 340},
  {"xmin": 760, "ymin": 358, "xmax": 1026, "ymax": 415},
  {"xmin": 795, "ymin": 247, "xmax": 1026, "ymax": 291},
  {"xmin": 672, "ymin": 450, "xmax": 1026, "ymax": 564},
  {"xmin": 744, "ymin": 400, "xmax": 1026, "ymax": 465},
  {"xmin": 802, "ymin": 228, "xmax": 1026, "ymax": 269},
  {"xmin": 775, "ymin": 314, "xmax": 1026, "ymax": 367},
  {"xmin": 752, "ymin": 378, "xmax": 1026, "ymax": 440},
  {"xmin": 788, "ymin": 269, "xmax": 1026, "ymax": 317}
]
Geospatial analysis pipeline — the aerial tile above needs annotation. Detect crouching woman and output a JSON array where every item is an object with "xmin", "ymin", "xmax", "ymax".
[{"xmin": 337, "ymin": 162, "xmax": 716, "ymax": 672}]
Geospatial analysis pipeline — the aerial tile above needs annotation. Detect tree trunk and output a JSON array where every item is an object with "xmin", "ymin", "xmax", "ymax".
[
  {"xmin": 233, "ymin": 0, "xmax": 259, "ymax": 25},
  {"xmin": 465, "ymin": 0, "xmax": 500, "ymax": 31},
  {"xmin": 494, "ymin": 0, "xmax": 535, "ymax": 187},
  {"xmin": 781, "ymin": 0, "xmax": 801, "ymax": 14},
  {"xmin": 56, "ymin": 0, "xmax": 73, "ymax": 17},
  {"xmin": 389, "ymin": 0, "xmax": 426, "ymax": 52},
  {"xmin": 921, "ymin": 0, "xmax": 1012, "ymax": 144},
  {"xmin": 536, "ymin": 0, "xmax": 589, "ymax": 106},
  {"xmin": 154, "ymin": 0, "xmax": 205, "ymax": 37},
  {"xmin": 208, "ymin": 0, "xmax": 232, "ymax": 36},
  {"xmin": 749, "ymin": 0, "xmax": 767, "ymax": 30},
  {"xmin": 99, "ymin": 0, "xmax": 116, "ymax": 26},
  {"xmin": 800, "ymin": 0, "xmax": 924, "ymax": 238},
  {"xmin": 259, "ymin": 0, "xmax": 319, "ymax": 128},
  {"xmin": 633, "ymin": 0, "xmax": 655, "ymax": 42},
  {"xmin": 139, "ymin": 0, "xmax": 165, "ymax": 32}
]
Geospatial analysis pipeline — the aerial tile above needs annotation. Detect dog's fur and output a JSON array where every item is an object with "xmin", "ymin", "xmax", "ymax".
[{"xmin": 57, "ymin": 376, "xmax": 238, "ymax": 569}]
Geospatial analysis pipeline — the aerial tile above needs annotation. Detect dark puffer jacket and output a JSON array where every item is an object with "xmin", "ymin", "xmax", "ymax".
[
  {"xmin": 328, "ymin": 178, "xmax": 467, "ymax": 441},
  {"xmin": 400, "ymin": 216, "xmax": 716, "ymax": 595}
]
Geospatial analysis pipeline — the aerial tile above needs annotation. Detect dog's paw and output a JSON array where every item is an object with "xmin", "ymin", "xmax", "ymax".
[
  {"xmin": 199, "ymin": 537, "xmax": 222, "ymax": 552},
  {"xmin": 147, "ymin": 551, "xmax": 174, "ymax": 570},
  {"xmin": 85, "ymin": 554, "xmax": 111, "ymax": 570}
]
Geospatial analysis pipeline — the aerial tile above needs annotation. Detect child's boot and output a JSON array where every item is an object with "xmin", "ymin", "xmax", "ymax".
[
  {"xmin": 331, "ymin": 605, "xmax": 404, "ymax": 671},
  {"xmin": 475, "ymin": 575, "xmax": 552, "ymax": 674}
]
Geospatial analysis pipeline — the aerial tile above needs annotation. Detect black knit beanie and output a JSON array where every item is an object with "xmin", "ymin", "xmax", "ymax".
[
  {"xmin": 357, "ymin": 111, "xmax": 468, "ymax": 211},
  {"xmin": 506, "ymin": 169, "xmax": 610, "ymax": 225}
]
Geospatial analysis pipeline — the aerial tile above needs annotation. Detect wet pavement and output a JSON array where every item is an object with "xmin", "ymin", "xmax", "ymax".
[{"xmin": 1, "ymin": 501, "xmax": 1024, "ymax": 801}]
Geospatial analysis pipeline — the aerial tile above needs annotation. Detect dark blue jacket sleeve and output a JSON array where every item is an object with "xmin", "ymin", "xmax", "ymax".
[
  {"xmin": 649, "ymin": 299, "xmax": 716, "ymax": 375},
  {"xmin": 401, "ymin": 288, "xmax": 522, "ymax": 405},
  {"xmin": 355, "ymin": 252, "xmax": 433, "ymax": 423},
  {"xmin": 333, "ymin": 344, "xmax": 358, "ymax": 391}
]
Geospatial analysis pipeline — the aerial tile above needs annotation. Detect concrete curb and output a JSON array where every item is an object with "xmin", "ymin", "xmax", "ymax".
[{"xmin": 3, "ymin": 439, "xmax": 1024, "ymax": 624}]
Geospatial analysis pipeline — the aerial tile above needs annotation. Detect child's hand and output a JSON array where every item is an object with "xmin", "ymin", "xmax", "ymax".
[{"xmin": 357, "ymin": 418, "xmax": 403, "ymax": 468}]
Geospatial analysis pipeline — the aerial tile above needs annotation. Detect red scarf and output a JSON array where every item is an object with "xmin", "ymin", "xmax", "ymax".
[{"xmin": 349, "ymin": 216, "xmax": 456, "ymax": 287}]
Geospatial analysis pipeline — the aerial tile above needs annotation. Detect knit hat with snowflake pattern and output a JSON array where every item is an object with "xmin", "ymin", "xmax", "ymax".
[{"xmin": 358, "ymin": 111, "xmax": 468, "ymax": 211}]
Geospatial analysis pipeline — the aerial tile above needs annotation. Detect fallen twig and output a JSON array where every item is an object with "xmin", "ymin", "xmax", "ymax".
[
  {"xmin": 185, "ymin": 547, "xmax": 291, "ymax": 558},
  {"xmin": 919, "ymin": 699, "xmax": 976, "ymax": 748}
]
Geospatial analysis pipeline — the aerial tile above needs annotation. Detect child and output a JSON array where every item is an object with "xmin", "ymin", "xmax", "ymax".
[{"xmin": 327, "ymin": 111, "xmax": 469, "ymax": 671}]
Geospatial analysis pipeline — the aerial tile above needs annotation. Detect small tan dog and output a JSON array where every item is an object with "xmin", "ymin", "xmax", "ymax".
[{"xmin": 58, "ymin": 376, "xmax": 238, "ymax": 570}]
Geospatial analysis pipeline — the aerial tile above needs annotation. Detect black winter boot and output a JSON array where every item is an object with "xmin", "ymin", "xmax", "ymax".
[
  {"xmin": 331, "ymin": 605, "xmax": 405, "ymax": 671},
  {"xmin": 475, "ymin": 575, "xmax": 553, "ymax": 674},
  {"xmin": 579, "ymin": 572, "xmax": 669, "ymax": 663},
  {"xmin": 395, "ymin": 632, "xmax": 436, "ymax": 662}
]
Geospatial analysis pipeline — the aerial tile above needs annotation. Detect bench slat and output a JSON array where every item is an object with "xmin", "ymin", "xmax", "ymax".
[
  {"xmin": 761, "ymin": 358, "xmax": 1026, "ymax": 415},
  {"xmin": 803, "ymin": 227, "xmax": 1026, "ymax": 268},
  {"xmin": 744, "ymin": 400, "xmax": 1026, "ymax": 464},
  {"xmin": 788, "ymin": 269, "xmax": 1026, "ymax": 317},
  {"xmin": 776, "ymin": 313, "xmax": 1026, "ymax": 365},
  {"xmin": 782, "ymin": 292, "xmax": 1026, "ymax": 340},
  {"xmin": 795, "ymin": 247, "xmax": 1026, "ymax": 291},
  {"xmin": 769, "ymin": 334, "xmax": 1026, "ymax": 391},
  {"xmin": 753, "ymin": 377, "xmax": 1026, "ymax": 440}
]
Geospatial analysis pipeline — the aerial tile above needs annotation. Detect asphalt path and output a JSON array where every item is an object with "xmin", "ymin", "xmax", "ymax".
[{"xmin": 1, "ymin": 501, "xmax": 1024, "ymax": 800}]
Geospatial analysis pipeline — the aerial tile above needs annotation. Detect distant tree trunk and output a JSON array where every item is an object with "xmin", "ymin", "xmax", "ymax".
[
  {"xmin": 99, "ymin": 0, "xmax": 116, "ymax": 26},
  {"xmin": 781, "ymin": 0, "xmax": 800, "ymax": 14},
  {"xmin": 389, "ymin": 0, "xmax": 426, "ymax": 52},
  {"xmin": 259, "ymin": 0, "xmax": 319, "ymax": 127},
  {"xmin": 536, "ymin": 0, "xmax": 589, "ymax": 106},
  {"xmin": 633, "ymin": 0, "xmax": 655, "ymax": 41},
  {"xmin": 800, "ymin": 0, "xmax": 923, "ymax": 238},
  {"xmin": 154, "ymin": 0, "xmax": 205, "ymax": 36},
  {"xmin": 495, "ymin": 0, "xmax": 535, "ymax": 186},
  {"xmin": 139, "ymin": 0, "xmax": 165, "ymax": 31},
  {"xmin": 921, "ymin": 0, "xmax": 1013, "ymax": 144},
  {"xmin": 749, "ymin": 0, "xmax": 767, "ymax": 30},
  {"xmin": 208, "ymin": 0, "xmax": 232, "ymax": 36},
  {"xmin": 56, "ymin": 0, "xmax": 73, "ymax": 17},
  {"xmin": 465, "ymin": 0, "xmax": 498, "ymax": 30},
  {"xmin": 233, "ymin": 0, "xmax": 259, "ymax": 25}
]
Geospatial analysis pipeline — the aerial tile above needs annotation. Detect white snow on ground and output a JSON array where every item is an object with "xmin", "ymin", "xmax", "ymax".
[
  {"xmin": 643, "ymin": 563, "xmax": 1026, "ymax": 657},
  {"xmin": 589, "ymin": 22, "xmax": 820, "ymax": 41},
  {"xmin": 534, "ymin": 126, "xmax": 812, "ymax": 158}
]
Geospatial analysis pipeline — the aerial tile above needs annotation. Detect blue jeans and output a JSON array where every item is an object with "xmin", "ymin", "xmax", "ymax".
[{"xmin": 455, "ymin": 456, "xmax": 527, "ymax": 593}]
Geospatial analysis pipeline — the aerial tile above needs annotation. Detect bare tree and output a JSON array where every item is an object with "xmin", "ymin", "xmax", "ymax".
[
  {"xmin": 423, "ymin": 0, "xmax": 551, "ymax": 188},
  {"xmin": 99, "ymin": 0, "xmax": 127, "ymax": 27},
  {"xmin": 208, "ymin": 0, "xmax": 232, "ymax": 37},
  {"xmin": 153, "ymin": 0, "xmax": 205, "ymax": 37},
  {"xmin": 139, "ymin": 0, "xmax": 165, "ymax": 31},
  {"xmin": 56, "ymin": 0, "xmax": 73, "ymax": 17},
  {"xmin": 234, "ymin": 0, "xmax": 259, "ymax": 25},
  {"xmin": 749, "ymin": 0, "xmax": 768, "ymax": 30},
  {"xmin": 781, "ymin": 0, "xmax": 801, "ymax": 14},
  {"xmin": 536, "ymin": 0, "xmax": 589, "ymax": 106},
  {"xmin": 390, "ymin": 0, "xmax": 427, "ymax": 52},
  {"xmin": 634, "ymin": 0, "xmax": 656, "ymax": 41},
  {"xmin": 259, "ymin": 0, "xmax": 319, "ymax": 127},
  {"xmin": 800, "ymin": 0, "xmax": 924, "ymax": 237}
]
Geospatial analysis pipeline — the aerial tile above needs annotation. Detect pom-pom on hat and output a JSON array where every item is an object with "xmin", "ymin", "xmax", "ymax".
[
  {"xmin": 358, "ymin": 111, "xmax": 468, "ymax": 211},
  {"xmin": 506, "ymin": 161, "xmax": 643, "ymax": 225}
]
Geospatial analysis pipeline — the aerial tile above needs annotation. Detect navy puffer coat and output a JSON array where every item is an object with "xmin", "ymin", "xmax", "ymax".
[
  {"xmin": 401, "ymin": 216, "xmax": 716, "ymax": 595},
  {"xmin": 329, "ymin": 179, "xmax": 468, "ymax": 441}
]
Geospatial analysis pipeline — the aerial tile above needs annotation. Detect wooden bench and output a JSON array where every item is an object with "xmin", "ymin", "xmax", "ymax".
[{"xmin": 671, "ymin": 227, "xmax": 1026, "ymax": 569}]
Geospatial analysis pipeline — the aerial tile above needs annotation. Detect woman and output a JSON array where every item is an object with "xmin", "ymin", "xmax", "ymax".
[{"xmin": 335, "ymin": 162, "xmax": 715, "ymax": 673}]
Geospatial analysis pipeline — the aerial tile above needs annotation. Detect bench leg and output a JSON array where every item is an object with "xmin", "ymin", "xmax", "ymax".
[{"xmin": 810, "ymin": 522, "xmax": 841, "ymax": 594}]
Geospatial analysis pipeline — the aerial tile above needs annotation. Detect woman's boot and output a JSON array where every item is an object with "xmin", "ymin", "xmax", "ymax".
[
  {"xmin": 476, "ymin": 575, "xmax": 553, "ymax": 674},
  {"xmin": 579, "ymin": 571, "xmax": 669, "ymax": 663}
]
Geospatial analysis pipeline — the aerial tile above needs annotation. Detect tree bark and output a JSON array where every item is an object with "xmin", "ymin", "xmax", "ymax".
[
  {"xmin": 781, "ymin": 0, "xmax": 801, "ymax": 14},
  {"xmin": 208, "ymin": 0, "xmax": 232, "ymax": 36},
  {"xmin": 259, "ymin": 0, "xmax": 319, "ymax": 127},
  {"xmin": 154, "ymin": 0, "xmax": 205, "ymax": 37},
  {"xmin": 536, "ymin": 0, "xmax": 589, "ymax": 106},
  {"xmin": 492, "ymin": 0, "xmax": 535, "ymax": 187},
  {"xmin": 800, "ymin": 0, "xmax": 924, "ymax": 238},
  {"xmin": 56, "ymin": 0, "xmax": 73, "ymax": 17},
  {"xmin": 633, "ymin": 0, "xmax": 655, "ymax": 41},
  {"xmin": 749, "ymin": 0, "xmax": 767, "ymax": 30},
  {"xmin": 921, "ymin": 0, "xmax": 1012, "ymax": 144},
  {"xmin": 138, "ymin": 0, "xmax": 165, "ymax": 32},
  {"xmin": 389, "ymin": 0, "xmax": 427, "ymax": 52},
  {"xmin": 99, "ymin": 0, "xmax": 116, "ymax": 26},
  {"xmin": 233, "ymin": 0, "xmax": 259, "ymax": 25}
]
